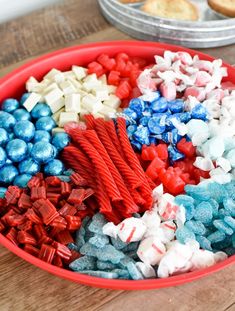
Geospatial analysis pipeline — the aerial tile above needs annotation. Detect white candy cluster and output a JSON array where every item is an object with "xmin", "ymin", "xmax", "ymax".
[
  {"xmin": 103, "ymin": 184, "xmax": 227, "ymax": 278},
  {"xmin": 138, "ymin": 51, "xmax": 228, "ymax": 100},
  {"xmin": 24, "ymin": 67, "xmax": 121, "ymax": 129}
]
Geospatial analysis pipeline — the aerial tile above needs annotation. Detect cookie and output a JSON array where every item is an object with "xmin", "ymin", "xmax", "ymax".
[
  {"xmin": 208, "ymin": 0, "xmax": 235, "ymax": 18},
  {"xmin": 141, "ymin": 0, "xmax": 199, "ymax": 21}
]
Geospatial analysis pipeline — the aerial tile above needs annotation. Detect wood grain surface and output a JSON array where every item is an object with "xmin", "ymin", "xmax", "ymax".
[{"xmin": 0, "ymin": 0, "xmax": 234, "ymax": 310}]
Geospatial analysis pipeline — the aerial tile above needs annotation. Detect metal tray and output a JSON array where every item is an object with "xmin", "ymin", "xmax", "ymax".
[{"xmin": 98, "ymin": 0, "xmax": 235, "ymax": 48}]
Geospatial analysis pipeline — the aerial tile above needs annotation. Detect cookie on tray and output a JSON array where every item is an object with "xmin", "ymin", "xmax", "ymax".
[
  {"xmin": 141, "ymin": 0, "xmax": 199, "ymax": 21},
  {"xmin": 208, "ymin": 0, "xmax": 235, "ymax": 18}
]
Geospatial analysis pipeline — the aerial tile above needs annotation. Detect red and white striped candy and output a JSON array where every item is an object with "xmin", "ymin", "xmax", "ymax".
[
  {"xmin": 137, "ymin": 236, "xmax": 166, "ymax": 266},
  {"xmin": 117, "ymin": 217, "xmax": 147, "ymax": 243}
]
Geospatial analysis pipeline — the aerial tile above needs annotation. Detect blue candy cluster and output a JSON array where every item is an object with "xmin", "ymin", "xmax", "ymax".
[
  {"xmin": 175, "ymin": 181, "xmax": 235, "ymax": 256},
  {"xmin": 68, "ymin": 214, "xmax": 145, "ymax": 280},
  {"xmin": 123, "ymin": 92, "xmax": 208, "ymax": 162},
  {"xmin": 0, "ymin": 94, "xmax": 70, "ymax": 188}
]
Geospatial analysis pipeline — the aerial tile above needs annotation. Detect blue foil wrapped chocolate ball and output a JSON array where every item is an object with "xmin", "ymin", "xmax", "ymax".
[
  {"xmin": 13, "ymin": 108, "xmax": 31, "ymax": 121},
  {"xmin": 27, "ymin": 143, "xmax": 34, "ymax": 154},
  {"xmin": 0, "ymin": 128, "xmax": 9, "ymax": 147},
  {"xmin": 31, "ymin": 103, "xmax": 52, "ymax": 119},
  {"xmin": 30, "ymin": 141, "xmax": 55, "ymax": 164},
  {"xmin": 13, "ymin": 120, "xmax": 35, "ymax": 142},
  {"xmin": 19, "ymin": 158, "xmax": 40, "ymax": 175},
  {"xmin": 0, "ymin": 165, "xmax": 18, "ymax": 184},
  {"xmin": 2, "ymin": 98, "xmax": 19, "ymax": 113},
  {"xmin": 52, "ymin": 133, "xmax": 70, "ymax": 151},
  {"xmin": 13, "ymin": 174, "xmax": 32, "ymax": 188},
  {"xmin": 0, "ymin": 147, "xmax": 7, "ymax": 168},
  {"xmin": 0, "ymin": 111, "xmax": 16, "ymax": 131},
  {"xmin": 20, "ymin": 93, "xmax": 30, "ymax": 105},
  {"xmin": 33, "ymin": 130, "xmax": 51, "ymax": 143},
  {"xmin": 44, "ymin": 159, "xmax": 64, "ymax": 176},
  {"xmin": 6, "ymin": 139, "xmax": 27, "ymax": 162},
  {"xmin": 36, "ymin": 116, "xmax": 56, "ymax": 132}
]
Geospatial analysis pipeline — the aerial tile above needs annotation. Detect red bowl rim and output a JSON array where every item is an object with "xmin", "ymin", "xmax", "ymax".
[{"xmin": 0, "ymin": 40, "xmax": 234, "ymax": 290}]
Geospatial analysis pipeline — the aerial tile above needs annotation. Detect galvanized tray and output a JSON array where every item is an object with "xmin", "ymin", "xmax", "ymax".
[{"xmin": 98, "ymin": 0, "xmax": 235, "ymax": 48}]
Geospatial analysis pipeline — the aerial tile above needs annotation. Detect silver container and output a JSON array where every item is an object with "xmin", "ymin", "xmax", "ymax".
[{"xmin": 98, "ymin": 0, "xmax": 235, "ymax": 48}]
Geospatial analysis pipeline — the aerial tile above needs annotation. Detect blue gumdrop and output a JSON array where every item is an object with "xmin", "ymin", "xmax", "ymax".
[
  {"xmin": 18, "ymin": 158, "xmax": 40, "ymax": 175},
  {"xmin": 0, "ymin": 147, "xmax": 7, "ymax": 169},
  {"xmin": 213, "ymin": 219, "xmax": 233, "ymax": 235},
  {"xmin": 13, "ymin": 120, "xmax": 35, "ymax": 142},
  {"xmin": 194, "ymin": 201, "xmax": 213, "ymax": 224},
  {"xmin": 88, "ymin": 213, "xmax": 107, "ymax": 234},
  {"xmin": 176, "ymin": 226, "xmax": 196, "ymax": 244},
  {"xmin": 185, "ymin": 220, "xmax": 206, "ymax": 235},
  {"xmin": 223, "ymin": 198, "xmax": 235, "ymax": 217},
  {"xmin": 0, "ymin": 165, "xmax": 18, "ymax": 184},
  {"xmin": 33, "ymin": 130, "xmax": 51, "ymax": 143},
  {"xmin": 69, "ymin": 256, "xmax": 96, "ymax": 271},
  {"xmin": 168, "ymin": 99, "xmax": 184, "ymax": 113},
  {"xmin": 151, "ymin": 97, "xmax": 168, "ymax": 113},
  {"xmin": 207, "ymin": 183, "xmax": 228, "ymax": 203},
  {"xmin": 168, "ymin": 145, "xmax": 185, "ymax": 162},
  {"xmin": 139, "ymin": 116, "xmax": 149, "ymax": 126},
  {"xmin": 30, "ymin": 141, "xmax": 55, "ymax": 164},
  {"xmin": 44, "ymin": 159, "xmax": 64, "ymax": 176},
  {"xmin": 20, "ymin": 93, "xmax": 30, "ymax": 105},
  {"xmin": 0, "ymin": 111, "xmax": 16, "ymax": 132},
  {"xmin": 126, "ymin": 262, "xmax": 144, "ymax": 280},
  {"xmin": 175, "ymin": 194, "xmax": 195, "ymax": 206},
  {"xmin": 6, "ymin": 139, "xmax": 27, "ymax": 162},
  {"xmin": 148, "ymin": 116, "xmax": 166, "ymax": 134},
  {"xmin": 35, "ymin": 116, "xmax": 56, "ymax": 132},
  {"xmin": 195, "ymin": 235, "xmax": 212, "ymax": 251},
  {"xmin": 185, "ymin": 184, "xmax": 211, "ymax": 201},
  {"xmin": 89, "ymin": 234, "xmax": 109, "ymax": 248},
  {"xmin": 31, "ymin": 103, "xmax": 52, "ymax": 119},
  {"xmin": 133, "ymin": 126, "xmax": 150, "ymax": 145},
  {"xmin": 2, "ymin": 98, "xmax": 19, "ymax": 113},
  {"xmin": 129, "ymin": 98, "xmax": 145, "ymax": 117},
  {"xmin": 96, "ymin": 261, "xmax": 117, "ymax": 271},
  {"xmin": 52, "ymin": 133, "xmax": 70, "ymax": 151},
  {"xmin": 191, "ymin": 104, "xmax": 208, "ymax": 121},
  {"xmin": 13, "ymin": 174, "xmax": 32, "ymax": 188},
  {"xmin": 123, "ymin": 108, "xmax": 138, "ymax": 120},
  {"xmin": 207, "ymin": 230, "xmax": 226, "ymax": 244},
  {"xmin": 0, "ymin": 128, "xmax": 9, "ymax": 147},
  {"xmin": 224, "ymin": 216, "xmax": 235, "ymax": 230}
]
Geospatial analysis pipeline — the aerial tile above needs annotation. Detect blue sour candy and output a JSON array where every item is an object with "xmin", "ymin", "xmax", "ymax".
[
  {"xmin": 194, "ymin": 201, "xmax": 213, "ymax": 224},
  {"xmin": 175, "ymin": 226, "xmax": 195, "ymax": 244},
  {"xmin": 69, "ymin": 256, "xmax": 96, "ymax": 271},
  {"xmin": 89, "ymin": 234, "xmax": 109, "ymax": 248}
]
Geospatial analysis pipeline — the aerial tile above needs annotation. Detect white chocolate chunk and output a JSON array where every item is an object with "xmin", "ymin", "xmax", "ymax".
[
  {"xmin": 44, "ymin": 69, "xmax": 63, "ymax": 81},
  {"xmin": 52, "ymin": 127, "xmax": 65, "ymax": 134},
  {"xmin": 23, "ymin": 92, "xmax": 42, "ymax": 112},
  {"xmin": 66, "ymin": 77, "xmax": 82, "ymax": 90},
  {"xmin": 100, "ymin": 105, "xmax": 116, "ymax": 117},
  {"xmin": 59, "ymin": 112, "xmax": 78, "ymax": 127},
  {"xmin": 43, "ymin": 82, "xmax": 59, "ymax": 95},
  {"xmin": 50, "ymin": 98, "xmax": 65, "ymax": 114},
  {"xmin": 63, "ymin": 71, "xmax": 76, "ymax": 80},
  {"xmin": 52, "ymin": 107, "xmax": 65, "ymax": 123},
  {"xmin": 30, "ymin": 79, "xmax": 51, "ymax": 93},
  {"xmin": 81, "ymin": 94, "xmax": 103, "ymax": 114},
  {"xmin": 59, "ymin": 80, "xmax": 76, "ymax": 95},
  {"xmin": 44, "ymin": 88, "xmax": 64, "ymax": 106},
  {"xmin": 92, "ymin": 85, "xmax": 110, "ymax": 101},
  {"xmin": 99, "ymin": 74, "xmax": 107, "ymax": 85},
  {"xmin": 103, "ymin": 95, "xmax": 121, "ymax": 109},
  {"xmin": 82, "ymin": 74, "xmax": 101, "ymax": 91},
  {"xmin": 106, "ymin": 85, "xmax": 117, "ymax": 94},
  {"xmin": 65, "ymin": 94, "xmax": 81, "ymax": 113},
  {"xmin": 26, "ymin": 77, "xmax": 39, "ymax": 92},
  {"xmin": 72, "ymin": 65, "xmax": 87, "ymax": 80}
]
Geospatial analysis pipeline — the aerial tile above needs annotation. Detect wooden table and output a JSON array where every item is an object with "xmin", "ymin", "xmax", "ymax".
[{"xmin": 0, "ymin": 1, "xmax": 234, "ymax": 310}]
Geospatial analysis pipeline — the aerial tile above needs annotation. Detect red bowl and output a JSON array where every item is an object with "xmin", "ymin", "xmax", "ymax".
[{"xmin": 0, "ymin": 41, "xmax": 234, "ymax": 290}]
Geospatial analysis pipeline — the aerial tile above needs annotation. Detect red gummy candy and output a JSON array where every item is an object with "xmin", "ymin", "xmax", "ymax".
[
  {"xmin": 17, "ymin": 231, "xmax": 37, "ymax": 245},
  {"xmin": 38, "ymin": 244, "xmax": 56, "ymax": 264},
  {"xmin": 177, "ymin": 138, "xmax": 196, "ymax": 158}
]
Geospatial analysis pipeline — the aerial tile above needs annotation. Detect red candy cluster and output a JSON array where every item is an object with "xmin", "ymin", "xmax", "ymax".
[
  {"xmin": 0, "ymin": 173, "xmax": 96, "ymax": 266},
  {"xmin": 62, "ymin": 116, "xmax": 154, "ymax": 224},
  {"xmin": 139, "ymin": 138, "xmax": 210, "ymax": 195},
  {"xmin": 87, "ymin": 53, "xmax": 149, "ymax": 107}
]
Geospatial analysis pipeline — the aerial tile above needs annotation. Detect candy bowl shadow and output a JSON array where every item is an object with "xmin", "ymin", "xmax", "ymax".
[{"xmin": 0, "ymin": 41, "xmax": 234, "ymax": 290}]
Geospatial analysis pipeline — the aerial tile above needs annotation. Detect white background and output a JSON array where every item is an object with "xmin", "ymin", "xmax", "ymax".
[{"xmin": 0, "ymin": 0, "xmax": 60, "ymax": 23}]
